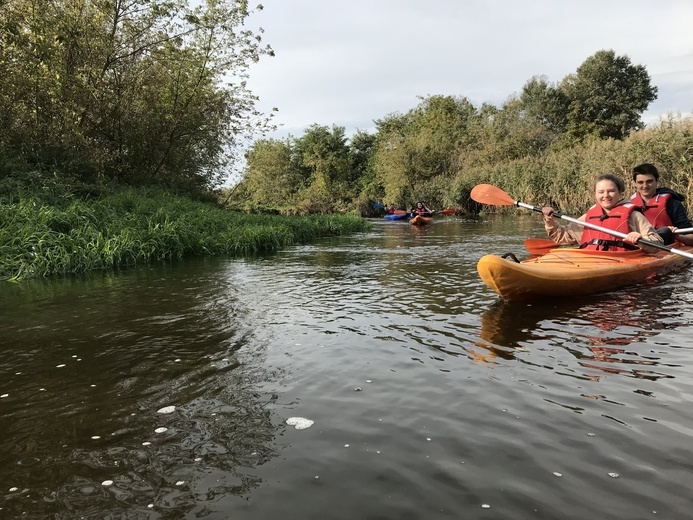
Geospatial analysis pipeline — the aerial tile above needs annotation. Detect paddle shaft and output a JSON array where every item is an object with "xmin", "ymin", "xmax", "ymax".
[{"xmin": 516, "ymin": 201, "xmax": 693, "ymax": 260}]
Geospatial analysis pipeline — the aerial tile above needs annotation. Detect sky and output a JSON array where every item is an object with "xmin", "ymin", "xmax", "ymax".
[{"xmin": 244, "ymin": 0, "xmax": 693, "ymax": 141}]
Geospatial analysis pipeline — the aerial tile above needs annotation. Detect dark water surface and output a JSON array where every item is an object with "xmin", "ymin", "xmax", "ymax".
[{"xmin": 1, "ymin": 216, "xmax": 692, "ymax": 519}]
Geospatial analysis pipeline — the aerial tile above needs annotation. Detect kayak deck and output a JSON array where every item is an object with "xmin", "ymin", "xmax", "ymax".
[{"xmin": 478, "ymin": 247, "xmax": 692, "ymax": 301}]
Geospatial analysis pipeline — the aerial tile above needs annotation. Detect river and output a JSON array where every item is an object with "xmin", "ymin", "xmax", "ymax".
[{"xmin": 1, "ymin": 216, "xmax": 692, "ymax": 519}]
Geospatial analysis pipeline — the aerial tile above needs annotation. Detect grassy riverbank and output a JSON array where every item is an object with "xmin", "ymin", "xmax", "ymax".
[{"xmin": 0, "ymin": 190, "xmax": 371, "ymax": 282}]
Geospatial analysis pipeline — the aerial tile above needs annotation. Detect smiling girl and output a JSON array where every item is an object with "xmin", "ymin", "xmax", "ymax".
[{"xmin": 541, "ymin": 173, "xmax": 663, "ymax": 253}]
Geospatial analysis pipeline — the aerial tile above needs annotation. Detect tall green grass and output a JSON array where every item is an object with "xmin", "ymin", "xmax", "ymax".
[
  {"xmin": 449, "ymin": 115, "xmax": 693, "ymax": 215},
  {"xmin": 0, "ymin": 191, "xmax": 371, "ymax": 281}
]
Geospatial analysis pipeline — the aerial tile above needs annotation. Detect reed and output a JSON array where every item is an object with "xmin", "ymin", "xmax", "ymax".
[
  {"xmin": 0, "ymin": 190, "xmax": 371, "ymax": 281},
  {"xmin": 453, "ymin": 116, "xmax": 693, "ymax": 215}
]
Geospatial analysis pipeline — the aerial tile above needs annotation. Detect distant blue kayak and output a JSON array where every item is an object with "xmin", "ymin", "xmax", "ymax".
[{"xmin": 384, "ymin": 212, "xmax": 410, "ymax": 221}]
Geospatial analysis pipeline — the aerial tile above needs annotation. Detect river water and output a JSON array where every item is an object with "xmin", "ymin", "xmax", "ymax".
[{"xmin": 1, "ymin": 216, "xmax": 692, "ymax": 519}]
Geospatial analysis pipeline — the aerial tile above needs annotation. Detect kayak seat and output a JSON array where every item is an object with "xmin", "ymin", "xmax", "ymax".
[{"xmin": 501, "ymin": 252, "xmax": 521, "ymax": 263}]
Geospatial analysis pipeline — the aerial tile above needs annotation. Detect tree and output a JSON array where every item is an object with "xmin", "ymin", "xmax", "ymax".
[
  {"xmin": 292, "ymin": 124, "xmax": 352, "ymax": 211},
  {"xmin": 372, "ymin": 112, "xmax": 414, "ymax": 205},
  {"xmin": 520, "ymin": 75, "xmax": 569, "ymax": 136},
  {"xmin": 242, "ymin": 138, "xmax": 305, "ymax": 207},
  {"xmin": 348, "ymin": 130, "xmax": 378, "ymax": 200},
  {"xmin": 0, "ymin": 0, "xmax": 274, "ymax": 193},
  {"xmin": 560, "ymin": 50, "xmax": 657, "ymax": 141}
]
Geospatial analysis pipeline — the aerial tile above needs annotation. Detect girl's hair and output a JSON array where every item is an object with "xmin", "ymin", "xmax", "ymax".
[{"xmin": 592, "ymin": 173, "xmax": 625, "ymax": 194}]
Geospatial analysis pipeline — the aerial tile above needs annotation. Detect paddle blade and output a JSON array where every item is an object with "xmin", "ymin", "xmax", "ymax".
[
  {"xmin": 470, "ymin": 184, "xmax": 516, "ymax": 206},
  {"xmin": 440, "ymin": 208, "xmax": 455, "ymax": 215},
  {"xmin": 524, "ymin": 238, "xmax": 558, "ymax": 256}
]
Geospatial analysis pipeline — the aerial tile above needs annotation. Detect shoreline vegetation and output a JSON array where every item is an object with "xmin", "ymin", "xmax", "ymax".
[
  {"xmin": 459, "ymin": 115, "xmax": 693, "ymax": 216},
  {"xmin": 230, "ymin": 112, "xmax": 693, "ymax": 220},
  {"xmin": 2, "ymin": 0, "xmax": 691, "ymax": 282},
  {"xmin": 0, "ymin": 189, "xmax": 371, "ymax": 282}
]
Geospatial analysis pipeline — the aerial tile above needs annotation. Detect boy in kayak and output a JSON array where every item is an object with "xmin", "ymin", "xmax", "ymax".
[
  {"xmin": 630, "ymin": 163, "xmax": 693, "ymax": 246},
  {"xmin": 541, "ymin": 173, "xmax": 663, "ymax": 253}
]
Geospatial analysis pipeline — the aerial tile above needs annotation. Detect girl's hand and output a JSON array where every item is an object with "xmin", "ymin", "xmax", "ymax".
[{"xmin": 625, "ymin": 232, "xmax": 642, "ymax": 245}]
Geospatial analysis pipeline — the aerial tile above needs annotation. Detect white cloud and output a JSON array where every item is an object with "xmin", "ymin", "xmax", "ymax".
[{"xmin": 245, "ymin": 0, "xmax": 693, "ymax": 138}]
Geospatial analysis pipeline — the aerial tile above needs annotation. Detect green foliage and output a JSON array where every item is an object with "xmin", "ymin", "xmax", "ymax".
[
  {"xmin": 561, "ymin": 50, "xmax": 658, "ymax": 141},
  {"xmin": 369, "ymin": 95, "xmax": 483, "ymax": 208},
  {"xmin": 453, "ymin": 116, "xmax": 693, "ymax": 215},
  {"xmin": 294, "ymin": 124, "xmax": 353, "ymax": 209},
  {"xmin": 236, "ymin": 124, "xmax": 371, "ymax": 213},
  {"xmin": 519, "ymin": 75, "xmax": 569, "ymax": 136},
  {"xmin": 242, "ymin": 138, "xmax": 305, "ymax": 206},
  {"xmin": 0, "ymin": 189, "xmax": 371, "ymax": 281},
  {"xmin": 234, "ymin": 49, "xmax": 672, "ymax": 217},
  {"xmin": 0, "ymin": 0, "xmax": 274, "ymax": 193}
]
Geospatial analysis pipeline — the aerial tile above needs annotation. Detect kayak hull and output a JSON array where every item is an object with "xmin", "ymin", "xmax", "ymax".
[
  {"xmin": 477, "ymin": 247, "xmax": 692, "ymax": 301},
  {"xmin": 410, "ymin": 215, "xmax": 433, "ymax": 226}
]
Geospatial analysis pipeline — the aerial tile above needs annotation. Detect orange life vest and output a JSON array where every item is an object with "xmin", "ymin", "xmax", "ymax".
[
  {"xmin": 580, "ymin": 203, "xmax": 639, "ymax": 251},
  {"xmin": 629, "ymin": 192, "xmax": 673, "ymax": 228}
]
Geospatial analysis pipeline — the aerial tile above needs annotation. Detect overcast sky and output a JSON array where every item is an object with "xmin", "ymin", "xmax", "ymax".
[{"xmin": 244, "ymin": 0, "xmax": 693, "ymax": 140}]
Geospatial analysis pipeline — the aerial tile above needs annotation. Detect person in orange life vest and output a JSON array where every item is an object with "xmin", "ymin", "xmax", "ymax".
[
  {"xmin": 385, "ymin": 204, "xmax": 396, "ymax": 215},
  {"xmin": 540, "ymin": 173, "xmax": 663, "ymax": 253},
  {"xmin": 630, "ymin": 163, "xmax": 693, "ymax": 246},
  {"xmin": 411, "ymin": 201, "xmax": 432, "ymax": 217}
]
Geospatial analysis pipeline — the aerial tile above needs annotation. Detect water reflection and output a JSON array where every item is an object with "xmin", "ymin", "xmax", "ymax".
[
  {"xmin": 476, "ymin": 285, "xmax": 684, "ymax": 380},
  {"xmin": 0, "ymin": 263, "xmax": 284, "ymax": 518},
  {"xmin": 2, "ymin": 220, "xmax": 693, "ymax": 519}
]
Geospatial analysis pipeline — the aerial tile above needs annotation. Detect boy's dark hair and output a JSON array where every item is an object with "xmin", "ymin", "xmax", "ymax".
[{"xmin": 632, "ymin": 163, "xmax": 659, "ymax": 182}]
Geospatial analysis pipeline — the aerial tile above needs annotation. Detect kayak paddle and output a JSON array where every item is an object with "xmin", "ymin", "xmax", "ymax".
[
  {"xmin": 470, "ymin": 184, "xmax": 693, "ymax": 261},
  {"xmin": 524, "ymin": 238, "xmax": 560, "ymax": 255}
]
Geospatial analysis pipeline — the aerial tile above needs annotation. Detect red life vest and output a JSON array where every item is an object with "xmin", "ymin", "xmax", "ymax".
[
  {"xmin": 580, "ymin": 203, "xmax": 639, "ymax": 251},
  {"xmin": 629, "ymin": 192, "xmax": 673, "ymax": 227}
]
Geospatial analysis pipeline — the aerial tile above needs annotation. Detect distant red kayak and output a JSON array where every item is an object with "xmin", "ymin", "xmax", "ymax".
[{"xmin": 439, "ymin": 208, "xmax": 455, "ymax": 215}]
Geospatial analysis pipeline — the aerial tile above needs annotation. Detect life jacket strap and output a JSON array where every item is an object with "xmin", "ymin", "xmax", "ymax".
[{"xmin": 579, "ymin": 238, "xmax": 638, "ymax": 251}]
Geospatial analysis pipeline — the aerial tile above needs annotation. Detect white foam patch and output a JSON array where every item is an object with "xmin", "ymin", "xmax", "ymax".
[
  {"xmin": 101, "ymin": 480, "xmax": 113, "ymax": 486},
  {"xmin": 286, "ymin": 417, "xmax": 314, "ymax": 430},
  {"xmin": 157, "ymin": 406, "xmax": 176, "ymax": 414},
  {"xmin": 154, "ymin": 427, "xmax": 168, "ymax": 434}
]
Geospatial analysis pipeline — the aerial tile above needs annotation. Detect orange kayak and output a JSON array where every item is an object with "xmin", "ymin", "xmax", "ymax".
[
  {"xmin": 478, "ymin": 247, "xmax": 692, "ymax": 301},
  {"xmin": 409, "ymin": 215, "xmax": 433, "ymax": 226}
]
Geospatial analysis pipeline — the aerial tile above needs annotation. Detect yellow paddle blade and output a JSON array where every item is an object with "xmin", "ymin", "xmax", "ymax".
[{"xmin": 470, "ymin": 184, "xmax": 516, "ymax": 206}]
